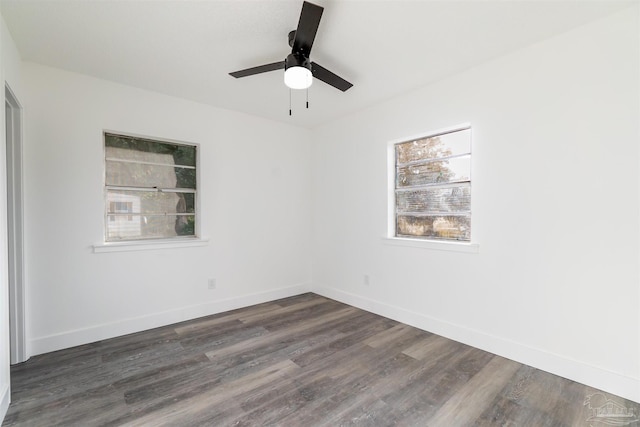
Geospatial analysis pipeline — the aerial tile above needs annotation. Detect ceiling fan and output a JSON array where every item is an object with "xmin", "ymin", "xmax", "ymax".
[{"xmin": 229, "ymin": 1, "xmax": 353, "ymax": 93}]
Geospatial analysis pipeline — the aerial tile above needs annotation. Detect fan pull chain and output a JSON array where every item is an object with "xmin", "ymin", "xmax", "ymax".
[
  {"xmin": 306, "ymin": 88, "xmax": 309, "ymax": 109},
  {"xmin": 289, "ymin": 89, "xmax": 292, "ymax": 116}
]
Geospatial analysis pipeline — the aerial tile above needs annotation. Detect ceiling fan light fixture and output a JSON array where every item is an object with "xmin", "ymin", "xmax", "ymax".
[
  {"xmin": 229, "ymin": 2, "xmax": 353, "ymax": 93},
  {"xmin": 284, "ymin": 66, "xmax": 313, "ymax": 89},
  {"xmin": 284, "ymin": 53, "xmax": 312, "ymax": 89}
]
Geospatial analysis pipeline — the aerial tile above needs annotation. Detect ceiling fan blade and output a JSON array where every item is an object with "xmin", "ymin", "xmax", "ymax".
[
  {"xmin": 229, "ymin": 61, "xmax": 285, "ymax": 78},
  {"xmin": 292, "ymin": 1, "xmax": 323, "ymax": 57},
  {"xmin": 311, "ymin": 62, "xmax": 353, "ymax": 92}
]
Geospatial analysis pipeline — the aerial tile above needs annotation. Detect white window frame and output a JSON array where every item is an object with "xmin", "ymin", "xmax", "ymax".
[
  {"xmin": 93, "ymin": 130, "xmax": 207, "ymax": 253},
  {"xmin": 385, "ymin": 123, "xmax": 478, "ymax": 253}
]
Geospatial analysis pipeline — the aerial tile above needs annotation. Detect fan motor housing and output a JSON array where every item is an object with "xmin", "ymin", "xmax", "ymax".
[
  {"xmin": 288, "ymin": 30, "xmax": 296, "ymax": 48},
  {"xmin": 285, "ymin": 53, "xmax": 311, "ymax": 71}
]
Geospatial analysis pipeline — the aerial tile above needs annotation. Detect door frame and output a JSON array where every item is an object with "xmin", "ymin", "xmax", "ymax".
[{"xmin": 6, "ymin": 84, "xmax": 26, "ymax": 364}]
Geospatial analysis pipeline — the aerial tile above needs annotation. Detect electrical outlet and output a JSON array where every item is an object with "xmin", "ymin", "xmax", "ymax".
[
  {"xmin": 363, "ymin": 274, "xmax": 370, "ymax": 286},
  {"xmin": 208, "ymin": 278, "xmax": 216, "ymax": 290}
]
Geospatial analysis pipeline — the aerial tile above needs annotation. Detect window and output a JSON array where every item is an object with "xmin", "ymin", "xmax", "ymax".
[
  {"xmin": 104, "ymin": 132, "xmax": 198, "ymax": 242},
  {"xmin": 393, "ymin": 126, "xmax": 471, "ymax": 241}
]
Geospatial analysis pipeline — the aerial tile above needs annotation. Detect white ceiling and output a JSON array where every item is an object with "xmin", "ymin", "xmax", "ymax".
[{"xmin": 0, "ymin": 0, "xmax": 633, "ymax": 129}]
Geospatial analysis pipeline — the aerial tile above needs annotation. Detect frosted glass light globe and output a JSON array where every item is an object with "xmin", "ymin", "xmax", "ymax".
[{"xmin": 284, "ymin": 66, "xmax": 313, "ymax": 89}]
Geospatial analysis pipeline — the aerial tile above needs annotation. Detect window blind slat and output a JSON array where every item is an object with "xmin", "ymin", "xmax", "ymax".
[
  {"xmin": 106, "ymin": 185, "xmax": 196, "ymax": 194},
  {"xmin": 107, "ymin": 190, "xmax": 195, "ymax": 215},
  {"xmin": 106, "ymin": 160, "xmax": 196, "ymax": 189},
  {"xmin": 396, "ymin": 184, "xmax": 470, "ymax": 214},
  {"xmin": 108, "ymin": 213, "xmax": 194, "ymax": 217},
  {"xmin": 106, "ymin": 157, "xmax": 196, "ymax": 170},
  {"xmin": 396, "ymin": 155, "xmax": 470, "ymax": 188},
  {"xmin": 105, "ymin": 134, "xmax": 196, "ymax": 167},
  {"xmin": 395, "ymin": 128, "xmax": 471, "ymax": 165}
]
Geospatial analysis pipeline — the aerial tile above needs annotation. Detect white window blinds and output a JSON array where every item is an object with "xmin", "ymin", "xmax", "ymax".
[
  {"xmin": 104, "ymin": 132, "xmax": 198, "ymax": 241},
  {"xmin": 394, "ymin": 127, "xmax": 471, "ymax": 241}
]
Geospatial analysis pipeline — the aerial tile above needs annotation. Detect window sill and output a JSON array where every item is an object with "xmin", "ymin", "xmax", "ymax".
[
  {"xmin": 382, "ymin": 237, "xmax": 479, "ymax": 253},
  {"xmin": 93, "ymin": 237, "xmax": 209, "ymax": 253}
]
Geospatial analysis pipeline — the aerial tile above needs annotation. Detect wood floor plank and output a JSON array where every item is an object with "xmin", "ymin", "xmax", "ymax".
[
  {"xmin": 276, "ymin": 350, "xmax": 411, "ymax": 426},
  {"xmin": 178, "ymin": 324, "xmax": 269, "ymax": 353},
  {"xmin": 328, "ymin": 396, "xmax": 392, "ymax": 427},
  {"xmin": 4, "ymin": 292, "xmax": 639, "ymax": 426},
  {"xmin": 120, "ymin": 359, "xmax": 301, "ymax": 427},
  {"xmin": 173, "ymin": 302, "xmax": 282, "ymax": 335},
  {"xmin": 205, "ymin": 306, "xmax": 356, "ymax": 361},
  {"xmin": 272, "ymin": 292, "xmax": 322, "ymax": 307},
  {"xmin": 236, "ymin": 297, "xmax": 331, "ymax": 324},
  {"xmin": 230, "ymin": 375, "xmax": 338, "ymax": 426},
  {"xmin": 363, "ymin": 324, "xmax": 416, "ymax": 348},
  {"xmin": 280, "ymin": 328, "xmax": 463, "ymax": 426},
  {"xmin": 427, "ymin": 356, "xmax": 522, "ymax": 427},
  {"xmin": 248, "ymin": 300, "xmax": 350, "ymax": 333},
  {"xmin": 402, "ymin": 334, "xmax": 452, "ymax": 360},
  {"xmin": 377, "ymin": 343, "xmax": 481, "ymax": 418},
  {"xmin": 291, "ymin": 316, "xmax": 398, "ymax": 369},
  {"xmin": 472, "ymin": 366, "xmax": 601, "ymax": 427},
  {"xmin": 3, "ymin": 382, "xmax": 127, "ymax": 427}
]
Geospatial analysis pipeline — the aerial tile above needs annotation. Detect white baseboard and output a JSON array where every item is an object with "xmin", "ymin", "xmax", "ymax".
[
  {"xmin": 0, "ymin": 384, "xmax": 9, "ymax": 424},
  {"xmin": 30, "ymin": 283, "xmax": 311, "ymax": 356},
  {"xmin": 314, "ymin": 286, "xmax": 640, "ymax": 404}
]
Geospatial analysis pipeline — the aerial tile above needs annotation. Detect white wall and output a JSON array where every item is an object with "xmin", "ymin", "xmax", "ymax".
[
  {"xmin": 21, "ymin": 63, "xmax": 312, "ymax": 355},
  {"xmin": 0, "ymin": 12, "xmax": 24, "ymax": 421},
  {"xmin": 311, "ymin": 6, "xmax": 640, "ymax": 402}
]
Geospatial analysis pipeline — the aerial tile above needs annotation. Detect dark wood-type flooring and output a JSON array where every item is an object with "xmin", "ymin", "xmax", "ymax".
[{"xmin": 3, "ymin": 293, "xmax": 639, "ymax": 426}]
